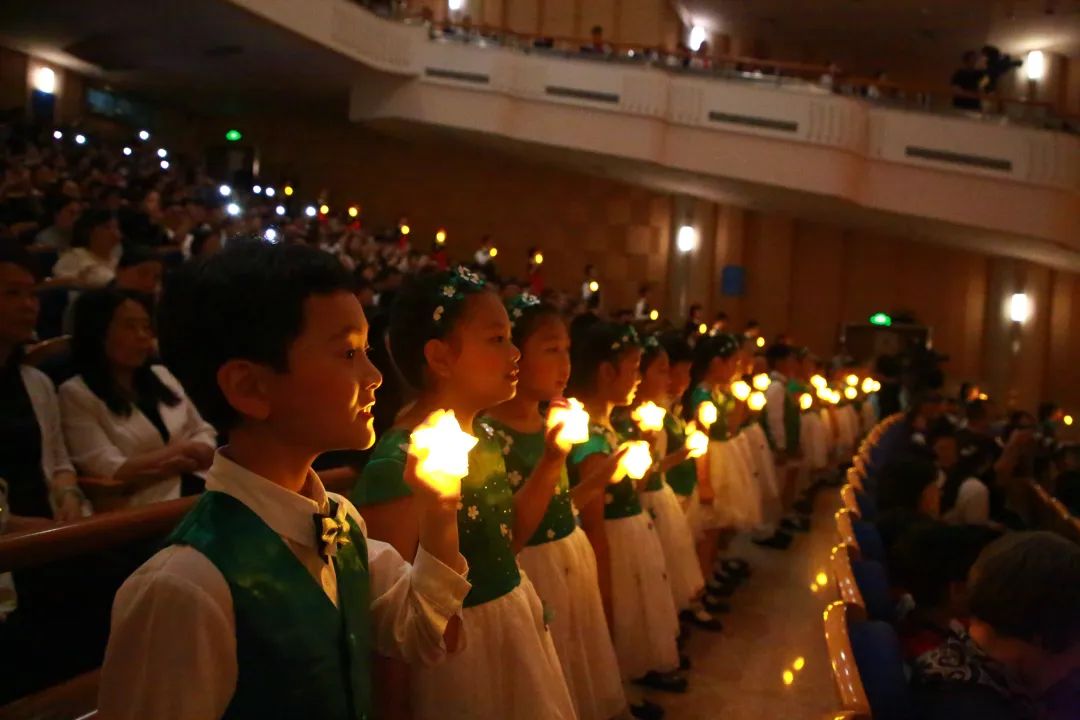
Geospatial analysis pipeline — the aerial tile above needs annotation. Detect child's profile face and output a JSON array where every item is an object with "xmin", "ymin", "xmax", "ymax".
[
  {"xmin": 517, "ymin": 315, "xmax": 570, "ymax": 402},
  {"xmin": 270, "ymin": 291, "xmax": 382, "ymax": 451},
  {"xmin": 637, "ymin": 351, "xmax": 670, "ymax": 404},
  {"xmin": 443, "ymin": 291, "xmax": 520, "ymax": 408}
]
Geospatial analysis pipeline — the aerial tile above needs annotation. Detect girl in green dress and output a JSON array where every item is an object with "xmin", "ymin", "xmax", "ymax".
[
  {"xmin": 351, "ymin": 268, "xmax": 576, "ymax": 720},
  {"xmin": 484, "ymin": 294, "xmax": 627, "ymax": 720},
  {"xmin": 566, "ymin": 320, "xmax": 683, "ymax": 705}
]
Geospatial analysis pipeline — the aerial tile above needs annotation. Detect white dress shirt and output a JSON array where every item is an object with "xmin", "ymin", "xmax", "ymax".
[
  {"xmin": 765, "ymin": 371, "xmax": 788, "ymax": 453},
  {"xmin": 97, "ymin": 452, "xmax": 471, "ymax": 720},
  {"xmin": 58, "ymin": 365, "xmax": 217, "ymax": 507}
]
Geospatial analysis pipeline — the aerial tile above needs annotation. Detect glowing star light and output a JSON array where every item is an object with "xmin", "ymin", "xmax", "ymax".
[
  {"xmin": 799, "ymin": 393, "xmax": 813, "ymax": 411},
  {"xmin": 685, "ymin": 425, "xmax": 708, "ymax": 458},
  {"xmin": 748, "ymin": 391, "xmax": 766, "ymax": 412},
  {"xmin": 618, "ymin": 441, "xmax": 653, "ymax": 480},
  {"xmin": 548, "ymin": 398, "xmax": 590, "ymax": 447},
  {"xmin": 409, "ymin": 410, "xmax": 477, "ymax": 497},
  {"xmin": 632, "ymin": 401, "xmax": 667, "ymax": 433},
  {"xmin": 753, "ymin": 373, "xmax": 771, "ymax": 391},
  {"xmin": 697, "ymin": 400, "xmax": 718, "ymax": 428},
  {"xmin": 731, "ymin": 380, "xmax": 752, "ymax": 402}
]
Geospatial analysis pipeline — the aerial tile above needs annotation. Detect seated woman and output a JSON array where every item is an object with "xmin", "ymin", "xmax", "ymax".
[
  {"xmin": 59, "ymin": 287, "xmax": 217, "ymax": 508},
  {"xmin": 0, "ymin": 244, "xmax": 84, "ymax": 521}
]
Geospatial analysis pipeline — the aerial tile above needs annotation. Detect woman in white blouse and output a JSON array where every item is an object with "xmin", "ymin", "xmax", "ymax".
[{"xmin": 59, "ymin": 288, "xmax": 216, "ymax": 508}]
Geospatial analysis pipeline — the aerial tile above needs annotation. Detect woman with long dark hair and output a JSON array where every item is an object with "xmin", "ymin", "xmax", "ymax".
[{"xmin": 58, "ymin": 287, "xmax": 216, "ymax": 508}]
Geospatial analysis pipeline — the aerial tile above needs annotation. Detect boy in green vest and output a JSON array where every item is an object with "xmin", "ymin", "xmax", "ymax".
[{"xmin": 98, "ymin": 239, "xmax": 470, "ymax": 720}]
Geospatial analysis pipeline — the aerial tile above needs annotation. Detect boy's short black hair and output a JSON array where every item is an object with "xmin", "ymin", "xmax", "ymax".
[
  {"xmin": 157, "ymin": 236, "xmax": 354, "ymax": 431},
  {"xmin": 969, "ymin": 531, "xmax": 1080, "ymax": 654}
]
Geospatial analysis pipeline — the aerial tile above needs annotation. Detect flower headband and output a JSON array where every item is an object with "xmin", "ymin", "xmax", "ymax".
[
  {"xmin": 507, "ymin": 292, "xmax": 542, "ymax": 328},
  {"xmin": 610, "ymin": 324, "xmax": 641, "ymax": 352},
  {"xmin": 432, "ymin": 266, "xmax": 486, "ymax": 326}
]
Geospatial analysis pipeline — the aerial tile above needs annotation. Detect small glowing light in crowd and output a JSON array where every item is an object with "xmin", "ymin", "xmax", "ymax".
[
  {"xmin": 349, "ymin": 206, "xmax": 360, "ymax": 219},
  {"xmin": 549, "ymin": 398, "xmax": 590, "ymax": 447},
  {"xmin": 304, "ymin": 206, "xmax": 317, "ymax": 218},
  {"xmin": 748, "ymin": 391, "xmax": 766, "ymax": 412},
  {"xmin": 697, "ymin": 401, "xmax": 718, "ymax": 428},
  {"xmin": 731, "ymin": 380, "xmax": 752, "ymax": 402},
  {"xmin": 815, "ymin": 571, "xmax": 828, "ymax": 586},
  {"xmin": 400, "ymin": 224, "xmax": 411, "ymax": 236},
  {"xmin": 253, "ymin": 185, "xmax": 262, "ymax": 194},
  {"xmin": 649, "ymin": 309, "xmax": 659, "ymax": 321},
  {"xmin": 410, "ymin": 410, "xmax": 477, "ymax": 497},
  {"xmin": 533, "ymin": 252, "xmax": 544, "ymax": 265},
  {"xmin": 225, "ymin": 128, "xmax": 243, "ymax": 142},
  {"xmin": 698, "ymin": 323, "xmax": 708, "ymax": 335},
  {"xmin": 1065, "ymin": 415, "xmax": 1074, "ymax": 427},
  {"xmin": 219, "ymin": 184, "xmax": 232, "ymax": 197},
  {"xmin": 686, "ymin": 426, "xmax": 708, "ymax": 458},
  {"xmin": 264, "ymin": 228, "xmax": 278, "ymax": 243},
  {"xmin": 632, "ymin": 401, "xmax": 667, "ymax": 432},
  {"xmin": 844, "ymin": 386, "xmax": 858, "ymax": 401},
  {"xmin": 226, "ymin": 202, "xmax": 241, "ymax": 217},
  {"xmin": 52, "ymin": 130, "xmax": 63, "ymax": 140},
  {"xmin": 74, "ymin": 134, "xmax": 86, "ymax": 145},
  {"xmin": 793, "ymin": 657, "xmax": 806, "ymax": 672},
  {"xmin": 159, "ymin": 160, "xmax": 170, "ymax": 170},
  {"xmin": 275, "ymin": 205, "xmax": 286, "ymax": 216},
  {"xmin": 676, "ymin": 225, "xmax": 698, "ymax": 253},
  {"xmin": 283, "ymin": 185, "xmax": 294, "ymax": 196},
  {"xmin": 688, "ymin": 25, "xmax": 707, "ymax": 52},
  {"xmin": 799, "ymin": 393, "xmax": 813, "ymax": 411},
  {"xmin": 619, "ymin": 441, "xmax": 653, "ymax": 480},
  {"xmin": 122, "ymin": 146, "xmax": 132, "ymax": 156},
  {"xmin": 782, "ymin": 670, "xmax": 795, "ymax": 686},
  {"xmin": 489, "ymin": 247, "xmax": 498, "ymax": 258},
  {"xmin": 156, "ymin": 148, "xmax": 167, "ymax": 158},
  {"xmin": 319, "ymin": 204, "xmax": 329, "ymax": 215},
  {"xmin": 862, "ymin": 377, "xmax": 875, "ymax": 394},
  {"xmin": 33, "ymin": 67, "xmax": 57, "ymax": 94},
  {"xmin": 756, "ymin": 336, "xmax": 765, "ymax": 348},
  {"xmin": 1024, "ymin": 50, "xmax": 1046, "ymax": 82},
  {"xmin": 589, "ymin": 280, "xmax": 600, "ymax": 293},
  {"xmin": 265, "ymin": 187, "xmax": 276, "ymax": 197},
  {"xmin": 753, "ymin": 373, "xmax": 771, "ymax": 391},
  {"xmin": 846, "ymin": 374, "xmax": 859, "ymax": 386},
  {"xmin": 810, "ymin": 374, "xmax": 827, "ymax": 390},
  {"xmin": 138, "ymin": 130, "xmax": 150, "ymax": 141},
  {"xmin": 1009, "ymin": 293, "xmax": 1031, "ymax": 323}
]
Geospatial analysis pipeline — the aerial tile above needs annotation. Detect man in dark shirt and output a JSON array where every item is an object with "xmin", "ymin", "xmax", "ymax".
[{"xmin": 951, "ymin": 51, "xmax": 986, "ymax": 111}]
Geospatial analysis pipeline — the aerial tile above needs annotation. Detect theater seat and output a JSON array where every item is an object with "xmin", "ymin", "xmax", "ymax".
[{"xmin": 825, "ymin": 601, "xmax": 911, "ymax": 720}]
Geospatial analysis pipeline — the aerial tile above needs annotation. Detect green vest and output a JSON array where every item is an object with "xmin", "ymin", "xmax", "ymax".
[{"xmin": 169, "ymin": 492, "xmax": 372, "ymax": 720}]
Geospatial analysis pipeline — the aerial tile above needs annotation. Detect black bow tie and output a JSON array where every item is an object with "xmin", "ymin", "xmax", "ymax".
[{"xmin": 313, "ymin": 500, "xmax": 352, "ymax": 563}]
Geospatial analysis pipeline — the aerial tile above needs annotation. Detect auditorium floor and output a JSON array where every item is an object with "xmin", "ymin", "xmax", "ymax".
[{"xmin": 658, "ymin": 489, "xmax": 842, "ymax": 719}]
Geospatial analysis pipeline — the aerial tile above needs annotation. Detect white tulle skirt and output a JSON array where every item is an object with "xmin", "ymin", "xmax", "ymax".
[
  {"xmin": 801, "ymin": 411, "xmax": 830, "ymax": 471},
  {"xmin": 411, "ymin": 574, "xmax": 577, "ymax": 720},
  {"xmin": 641, "ymin": 483, "xmax": 705, "ymax": 610},
  {"xmin": 518, "ymin": 528, "xmax": 627, "ymax": 720},
  {"xmin": 604, "ymin": 512, "xmax": 681, "ymax": 680}
]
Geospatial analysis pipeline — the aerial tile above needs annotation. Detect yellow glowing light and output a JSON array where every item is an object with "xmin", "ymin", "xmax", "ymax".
[
  {"xmin": 632, "ymin": 401, "xmax": 667, "ymax": 432},
  {"xmin": 844, "ymin": 386, "xmax": 858, "ymax": 401},
  {"xmin": 861, "ymin": 377, "xmax": 875, "ymax": 394},
  {"xmin": 548, "ymin": 398, "xmax": 590, "ymax": 448},
  {"xmin": 348, "ymin": 206, "xmax": 359, "ymax": 218},
  {"xmin": 319, "ymin": 204, "xmax": 329, "ymax": 215},
  {"xmin": 799, "ymin": 393, "xmax": 813, "ymax": 411},
  {"xmin": 698, "ymin": 323, "xmax": 708, "ymax": 335},
  {"xmin": 283, "ymin": 185, "xmax": 294, "ymax": 196},
  {"xmin": 810, "ymin": 374, "xmax": 827, "ymax": 390},
  {"xmin": 686, "ymin": 427, "xmax": 708, "ymax": 458},
  {"xmin": 435, "ymin": 229, "xmax": 447, "ymax": 244},
  {"xmin": 1065, "ymin": 415, "xmax": 1074, "ymax": 427},
  {"xmin": 731, "ymin": 380, "xmax": 752, "ymax": 402},
  {"xmin": 409, "ymin": 410, "xmax": 477, "ymax": 497},
  {"xmin": 815, "ymin": 571, "xmax": 828, "ymax": 586},
  {"xmin": 753, "ymin": 373, "xmax": 771, "ymax": 391},
  {"xmin": 533, "ymin": 252, "xmax": 544, "ymax": 265},
  {"xmin": 697, "ymin": 401, "xmax": 718, "ymax": 428},
  {"xmin": 489, "ymin": 247, "xmax": 498, "ymax": 258},
  {"xmin": 793, "ymin": 657, "xmax": 806, "ymax": 672},
  {"xmin": 756, "ymin": 336, "xmax": 765, "ymax": 348},
  {"xmin": 748, "ymin": 391, "xmax": 766, "ymax": 412},
  {"xmin": 619, "ymin": 441, "xmax": 653, "ymax": 480},
  {"xmin": 649, "ymin": 309, "xmax": 659, "ymax": 321},
  {"xmin": 400, "ymin": 224, "xmax": 411, "ymax": 236},
  {"xmin": 782, "ymin": 670, "xmax": 794, "ymax": 686},
  {"xmin": 846, "ymin": 374, "xmax": 859, "ymax": 386},
  {"xmin": 589, "ymin": 280, "xmax": 600, "ymax": 293}
]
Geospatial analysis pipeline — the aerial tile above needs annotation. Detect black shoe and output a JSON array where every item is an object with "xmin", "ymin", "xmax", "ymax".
[
  {"xmin": 630, "ymin": 699, "xmax": 665, "ymax": 720},
  {"xmin": 701, "ymin": 595, "xmax": 732, "ymax": 614},
  {"xmin": 634, "ymin": 671, "xmax": 689, "ymax": 694},
  {"xmin": 680, "ymin": 652, "xmax": 692, "ymax": 671}
]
